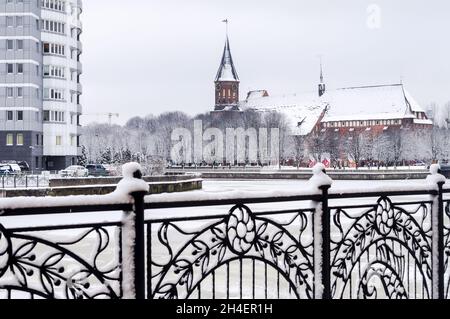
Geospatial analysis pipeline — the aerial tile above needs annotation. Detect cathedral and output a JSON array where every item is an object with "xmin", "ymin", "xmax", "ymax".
[{"xmin": 211, "ymin": 35, "xmax": 433, "ymax": 138}]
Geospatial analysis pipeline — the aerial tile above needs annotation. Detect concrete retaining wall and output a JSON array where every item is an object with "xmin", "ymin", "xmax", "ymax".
[
  {"xmin": 48, "ymin": 175, "xmax": 200, "ymax": 187},
  {"xmin": 0, "ymin": 178, "xmax": 202, "ymax": 198},
  {"xmin": 197, "ymin": 171, "xmax": 430, "ymax": 180}
]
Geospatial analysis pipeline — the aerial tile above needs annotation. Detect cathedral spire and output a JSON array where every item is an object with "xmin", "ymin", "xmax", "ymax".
[
  {"xmin": 318, "ymin": 58, "xmax": 326, "ymax": 97},
  {"xmin": 215, "ymin": 35, "xmax": 239, "ymax": 81},
  {"xmin": 214, "ymin": 20, "xmax": 240, "ymax": 111}
]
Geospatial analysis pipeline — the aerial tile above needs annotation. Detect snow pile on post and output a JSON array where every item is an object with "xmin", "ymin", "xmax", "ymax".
[
  {"xmin": 122, "ymin": 209, "xmax": 136, "ymax": 299},
  {"xmin": 426, "ymin": 163, "xmax": 445, "ymax": 299},
  {"xmin": 117, "ymin": 162, "xmax": 148, "ymax": 299},
  {"xmin": 309, "ymin": 163, "xmax": 332, "ymax": 299},
  {"xmin": 308, "ymin": 163, "xmax": 333, "ymax": 188},
  {"xmin": 114, "ymin": 162, "xmax": 149, "ymax": 196},
  {"xmin": 426, "ymin": 164, "xmax": 446, "ymax": 187}
]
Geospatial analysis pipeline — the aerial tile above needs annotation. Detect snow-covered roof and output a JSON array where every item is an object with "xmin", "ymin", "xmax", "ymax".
[
  {"xmin": 321, "ymin": 84, "xmax": 422, "ymax": 122},
  {"xmin": 403, "ymin": 89, "xmax": 426, "ymax": 113},
  {"xmin": 239, "ymin": 91, "xmax": 327, "ymax": 136},
  {"xmin": 215, "ymin": 37, "xmax": 239, "ymax": 82},
  {"xmin": 239, "ymin": 83, "xmax": 429, "ymax": 135},
  {"xmin": 246, "ymin": 90, "xmax": 269, "ymax": 100}
]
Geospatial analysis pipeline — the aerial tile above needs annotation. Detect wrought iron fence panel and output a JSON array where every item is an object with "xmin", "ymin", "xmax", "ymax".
[
  {"xmin": 146, "ymin": 204, "xmax": 316, "ymax": 299},
  {"xmin": 0, "ymin": 219, "xmax": 123, "ymax": 299},
  {"xmin": 329, "ymin": 197, "xmax": 433, "ymax": 299}
]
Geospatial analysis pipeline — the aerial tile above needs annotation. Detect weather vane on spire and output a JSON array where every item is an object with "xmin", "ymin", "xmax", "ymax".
[{"xmin": 222, "ymin": 19, "xmax": 229, "ymax": 37}]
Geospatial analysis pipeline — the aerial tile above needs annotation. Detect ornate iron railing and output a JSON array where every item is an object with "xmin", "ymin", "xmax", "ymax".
[{"xmin": 0, "ymin": 163, "xmax": 448, "ymax": 299}]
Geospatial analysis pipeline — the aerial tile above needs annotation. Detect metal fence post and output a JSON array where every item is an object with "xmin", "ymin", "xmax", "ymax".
[
  {"xmin": 320, "ymin": 184, "xmax": 331, "ymax": 300},
  {"xmin": 310, "ymin": 163, "xmax": 333, "ymax": 299},
  {"xmin": 131, "ymin": 190, "xmax": 146, "ymax": 300},
  {"xmin": 428, "ymin": 164, "xmax": 446, "ymax": 299},
  {"xmin": 437, "ymin": 181, "xmax": 445, "ymax": 299}
]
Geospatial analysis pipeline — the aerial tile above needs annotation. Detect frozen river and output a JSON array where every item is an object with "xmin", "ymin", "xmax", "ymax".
[
  {"xmin": 202, "ymin": 178, "xmax": 406, "ymax": 192},
  {"xmin": 0, "ymin": 178, "xmax": 439, "ymax": 229}
]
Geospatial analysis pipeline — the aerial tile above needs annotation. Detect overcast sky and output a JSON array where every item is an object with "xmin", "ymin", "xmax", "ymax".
[{"xmin": 81, "ymin": 0, "xmax": 450, "ymax": 125}]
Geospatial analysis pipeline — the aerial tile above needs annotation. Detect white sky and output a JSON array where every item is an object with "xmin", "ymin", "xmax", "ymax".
[{"xmin": 81, "ymin": 0, "xmax": 450, "ymax": 125}]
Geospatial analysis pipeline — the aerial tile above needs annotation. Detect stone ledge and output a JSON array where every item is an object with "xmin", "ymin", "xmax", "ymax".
[{"xmin": 0, "ymin": 179, "xmax": 202, "ymax": 198}]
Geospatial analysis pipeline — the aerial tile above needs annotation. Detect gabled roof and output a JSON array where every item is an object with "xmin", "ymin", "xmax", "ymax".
[
  {"xmin": 246, "ymin": 90, "xmax": 269, "ymax": 100},
  {"xmin": 215, "ymin": 37, "xmax": 239, "ymax": 82},
  {"xmin": 239, "ymin": 91, "xmax": 327, "ymax": 136},
  {"xmin": 239, "ymin": 83, "xmax": 432, "ymax": 135},
  {"xmin": 321, "ymin": 84, "xmax": 430, "ymax": 123}
]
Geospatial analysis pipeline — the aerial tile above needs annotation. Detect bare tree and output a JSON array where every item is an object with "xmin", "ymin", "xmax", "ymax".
[{"xmin": 344, "ymin": 131, "xmax": 373, "ymax": 169}]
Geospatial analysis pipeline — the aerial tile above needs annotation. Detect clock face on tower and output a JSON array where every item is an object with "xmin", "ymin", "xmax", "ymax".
[{"xmin": 215, "ymin": 83, "xmax": 221, "ymax": 91}]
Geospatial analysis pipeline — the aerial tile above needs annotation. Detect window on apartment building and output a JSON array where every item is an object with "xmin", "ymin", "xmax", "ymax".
[
  {"xmin": 17, "ymin": 111, "xmax": 23, "ymax": 121},
  {"xmin": 56, "ymin": 136, "xmax": 62, "ymax": 146},
  {"xmin": 43, "ymin": 42, "xmax": 50, "ymax": 53},
  {"xmin": 36, "ymin": 42, "xmax": 40, "ymax": 52},
  {"xmin": 41, "ymin": 19, "xmax": 66, "ymax": 35},
  {"xmin": 43, "ymin": 110, "xmax": 49, "ymax": 121},
  {"xmin": 6, "ymin": 134, "xmax": 13, "ymax": 146},
  {"xmin": 17, "ymin": 40, "xmax": 23, "ymax": 50},
  {"xmin": 7, "ymin": 88, "xmax": 13, "ymax": 98},
  {"xmin": 44, "ymin": 88, "xmax": 65, "ymax": 101},
  {"xmin": 7, "ymin": 40, "xmax": 13, "ymax": 50},
  {"xmin": 17, "ymin": 87, "xmax": 23, "ymax": 98},
  {"xmin": 16, "ymin": 16, "xmax": 23, "ymax": 27},
  {"xmin": 36, "ymin": 134, "xmax": 39, "ymax": 145},
  {"xmin": 7, "ymin": 111, "xmax": 13, "ymax": 121},
  {"xmin": 17, "ymin": 63, "xmax": 24, "ymax": 74},
  {"xmin": 71, "ymin": 135, "xmax": 75, "ymax": 146},
  {"xmin": 7, "ymin": 64, "xmax": 13, "ymax": 74},
  {"xmin": 36, "ymin": 65, "xmax": 39, "ymax": 76},
  {"xmin": 7, "ymin": 17, "xmax": 13, "ymax": 27},
  {"xmin": 16, "ymin": 134, "xmax": 24, "ymax": 146}
]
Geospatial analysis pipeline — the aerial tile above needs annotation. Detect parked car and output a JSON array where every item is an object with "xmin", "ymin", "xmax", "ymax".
[
  {"xmin": 0, "ymin": 166, "xmax": 13, "ymax": 176},
  {"xmin": 59, "ymin": 165, "xmax": 88, "ymax": 177},
  {"xmin": 85, "ymin": 164, "xmax": 109, "ymax": 177},
  {"xmin": 413, "ymin": 161, "xmax": 427, "ymax": 167},
  {"xmin": 17, "ymin": 161, "xmax": 30, "ymax": 172},
  {"xmin": 0, "ymin": 163, "xmax": 21, "ymax": 174},
  {"xmin": 440, "ymin": 164, "xmax": 450, "ymax": 179},
  {"xmin": 102, "ymin": 164, "xmax": 119, "ymax": 176}
]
